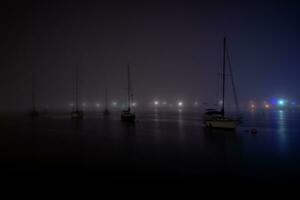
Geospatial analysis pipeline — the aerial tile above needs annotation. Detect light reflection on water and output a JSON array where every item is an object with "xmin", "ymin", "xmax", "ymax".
[
  {"xmin": 278, "ymin": 110, "xmax": 287, "ymax": 153},
  {"xmin": 1, "ymin": 110, "xmax": 300, "ymax": 182}
]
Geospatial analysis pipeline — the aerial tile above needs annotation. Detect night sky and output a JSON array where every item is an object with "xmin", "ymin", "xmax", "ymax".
[{"xmin": 1, "ymin": 0, "xmax": 299, "ymax": 110}]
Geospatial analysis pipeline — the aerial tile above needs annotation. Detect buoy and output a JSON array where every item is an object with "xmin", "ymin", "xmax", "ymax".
[{"xmin": 251, "ymin": 128, "xmax": 257, "ymax": 134}]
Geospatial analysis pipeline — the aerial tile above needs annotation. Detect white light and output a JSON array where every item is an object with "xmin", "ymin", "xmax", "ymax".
[
  {"xmin": 194, "ymin": 101, "xmax": 199, "ymax": 106},
  {"xmin": 278, "ymin": 99, "xmax": 285, "ymax": 106},
  {"xmin": 178, "ymin": 101, "xmax": 183, "ymax": 107},
  {"xmin": 154, "ymin": 101, "xmax": 159, "ymax": 106},
  {"xmin": 112, "ymin": 101, "xmax": 117, "ymax": 107},
  {"xmin": 162, "ymin": 101, "xmax": 167, "ymax": 105},
  {"xmin": 95, "ymin": 103, "xmax": 101, "ymax": 108},
  {"xmin": 132, "ymin": 102, "xmax": 137, "ymax": 107},
  {"xmin": 218, "ymin": 100, "xmax": 223, "ymax": 105},
  {"xmin": 82, "ymin": 102, "xmax": 87, "ymax": 107}
]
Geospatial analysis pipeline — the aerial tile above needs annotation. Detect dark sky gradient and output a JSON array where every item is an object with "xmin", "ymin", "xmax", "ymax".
[{"xmin": 1, "ymin": 0, "xmax": 299, "ymax": 110}]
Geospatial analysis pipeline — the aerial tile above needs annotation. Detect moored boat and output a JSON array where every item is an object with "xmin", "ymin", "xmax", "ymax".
[
  {"xmin": 121, "ymin": 64, "xmax": 135, "ymax": 122},
  {"xmin": 203, "ymin": 37, "xmax": 240, "ymax": 129}
]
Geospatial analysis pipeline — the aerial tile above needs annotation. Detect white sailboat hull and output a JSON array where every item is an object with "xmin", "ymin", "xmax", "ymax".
[{"xmin": 204, "ymin": 119, "xmax": 238, "ymax": 129}]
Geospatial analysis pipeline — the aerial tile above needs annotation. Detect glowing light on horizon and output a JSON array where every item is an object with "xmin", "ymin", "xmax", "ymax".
[
  {"xmin": 178, "ymin": 101, "xmax": 183, "ymax": 107},
  {"xmin": 69, "ymin": 103, "xmax": 74, "ymax": 107},
  {"xmin": 278, "ymin": 99, "xmax": 285, "ymax": 106},
  {"xmin": 154, "ymin": 100, "xmax": 159, "ymax": 106}
]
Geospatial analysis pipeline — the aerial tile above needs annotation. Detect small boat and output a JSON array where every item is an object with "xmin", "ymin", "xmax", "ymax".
[
  {"xmin": 71, "ymin": 110, "xmax": 84, "ymax": 119},
  {"xmin": 203, "ymin": 37, "xmax": 240, "ymax": 129},
  {"xmin": 29, "ymin": 110, "xmax": 39, "ymax": 118},
  {"xmin": 71, "ymin": 64, "xmax": 84, "ymax": 119},
  {"xmin": 103, "ymin": 87, "xmax": 110, "ymax": 116},
  {"xmin": 121, "ymin": 110, "xmax": 135, "ymax": 122},
  {"xmin": 121, "ymin": 64, "xmax": 135, "ymax": 122},
  {"xmin": 103, "ymin": 109, "xmax": 110, "ymax": 116},
  {"xmin": 29, "ymin": 70, "xmax": 39, "ymax": 118},
  {"xmin": 203, "ymin": 109, "xmax": 238, "ymax": 129}
]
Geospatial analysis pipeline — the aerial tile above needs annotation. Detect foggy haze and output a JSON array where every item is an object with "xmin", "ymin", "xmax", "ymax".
[{"xmin": 1, "ymin": 1, "xmax": 299, "ymax": 111}]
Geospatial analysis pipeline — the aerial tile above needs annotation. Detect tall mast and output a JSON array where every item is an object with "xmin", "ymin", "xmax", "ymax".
[
  {"xmin": 75, "ymin": 64, "xmax": 79, "ymax": 111},
  {"xmin": 221, "ymin": 37, "xmax": 226, "ymax": 117},
  {"xmin": 127, "ymin": 64, "xmax": 131, "ymax": 112},
  {"xmin": 32, "ymin": 70, "xmax": 36, "ymax": 111},
  {"xmin": 227, "ymin": 45, "xmax": 241, "ymax": 117},
  {"xmin": 105, "ymin": 87, "xmax": 108, "ymax": 110}
]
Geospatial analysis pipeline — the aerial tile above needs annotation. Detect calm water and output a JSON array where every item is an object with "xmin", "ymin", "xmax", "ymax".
[{"xmin": 0, "ymin": 110, "xmax": 300, "ymax": 184}]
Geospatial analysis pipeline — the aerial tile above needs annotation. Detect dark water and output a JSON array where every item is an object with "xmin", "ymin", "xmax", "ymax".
[{"xmin": 0, "ymin": 110, "xmax": 300, "ymax": 184}]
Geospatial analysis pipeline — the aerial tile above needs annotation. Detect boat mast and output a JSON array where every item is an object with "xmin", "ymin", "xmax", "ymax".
[
  {"xmin": 221, "ymin": 37, "xmax": 226, "ymax": 117},
  {"xmin": 105, "ymin": 87, "xmax": 108, "ymax": 110},
  {"xmin": 75, "ymin": 64, "xmax": 79, "ymax": 112},
  {"xmin": 127, "ymin": 64, "xmax": 131, "ymax": 112},
  {"xmin": 32, "ymin": 70, "xmax": 36, "ymax": 112},
  {"xmin": 227, "ymin": 45, "xmax": 241, "ymax": 117}
]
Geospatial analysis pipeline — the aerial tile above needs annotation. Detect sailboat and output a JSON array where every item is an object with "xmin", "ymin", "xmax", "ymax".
[
  {"xmin": 103, "ymin": 87, "xmax": 110, "ymax": 116},
  {"xmin": 71, "ymin": 64, "xmax": 84, "ymax": 119},
  {"xmin": 121, "ymin": 64, "xmax": 135, "ymax": 122},
  {"xmin": 203, "ymin": 37, "xmax": 240, "ymax": 129},
  {"xmin": 29, "ymin": 70, "xmax": 39, "ymax": 117}
]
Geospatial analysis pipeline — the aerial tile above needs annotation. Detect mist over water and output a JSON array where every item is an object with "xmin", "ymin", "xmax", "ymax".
[{"xmin": 1, "ymin": 1, "xmax": 300, "ymax": 186}]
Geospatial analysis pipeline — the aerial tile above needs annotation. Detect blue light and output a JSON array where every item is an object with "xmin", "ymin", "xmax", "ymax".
[{"xmin": 278, "ymin": 99, "xmax": 285, "ymax": 106}]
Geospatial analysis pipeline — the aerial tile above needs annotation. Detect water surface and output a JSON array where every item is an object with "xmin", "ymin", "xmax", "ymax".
[{"xmin": 0, "ymin": 110, "xmax": 299, "ymax": 184}]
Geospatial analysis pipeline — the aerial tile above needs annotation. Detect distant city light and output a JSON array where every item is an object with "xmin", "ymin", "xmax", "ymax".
[
  {"xmin": 194, "ymin": 101, "xmax": 199, "ymax": 106},
  {"xmin": 251, "ymin": 104, "xmax": 255, "ymax": 109},
  {"xmin": 112, "ymin": 101, "xmax": 118, "ymax": 107},
  {"xmin": 82, "ymin": 102, "xmax": 87, "ymax": 107},
  {"xmin": 178, "ymin": 101, "xmax": 183, "ymax": 107},
  {"xmin": 154, "ymin": 100, "xmax": 159, "ymax": 106},
  {"xmin": 95, "ymin": 103, "xmax": 101, "ymax": 108},
  {"xmin": 264, "ymin": 104, "xmax": 270, "ymax": 109},
  {"xmin": 132, "ymin": 102, "xmax": 137, "ymax": 107},
  {"xmin": 278, "ymin": 99, "xmax": 285, "ymax": 106},
  {"xmin": 218, "ymin": 100, "xmax": 223, "ymax": 105},
  {"xmin": 162, "ymin": 101, "xmax": 167, "ymax": 105}
]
